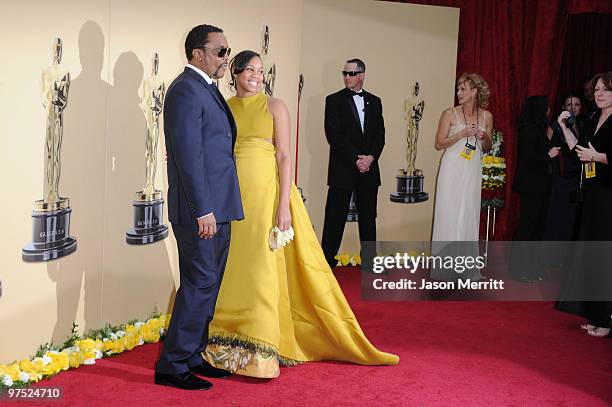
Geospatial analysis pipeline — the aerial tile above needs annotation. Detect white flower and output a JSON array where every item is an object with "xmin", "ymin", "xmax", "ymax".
[
  {"xmin": 83, "ymin": 358, "xmax": 96, "ymax": 365},
  {"xmin": 19, "ymin": 371, "xmax": 30, "ymax": 382},
  {"xmin": 138, "ymin": 339, "xmax": 144, "ymax": 346},
  {"xmin": 2, "ymin": 375, "xmax": 13, "ymax": 386},
  {"xmin": 116, "ymin": 331, "xmax": 125, "ymax": 338},
  {"xmin": 110, "ymin": 333, "xmax": 118, "ymax": 341},
  {"xmin": 134, "ymin": 322, "xmax": 145, "ymax": 328},
  {"xmin": 94, "ymin": 350, "xmax": 103, "ymax": 359},
  {"xmin": 41, "ymin": 355, "xmax": 52, "ymax": 365}
]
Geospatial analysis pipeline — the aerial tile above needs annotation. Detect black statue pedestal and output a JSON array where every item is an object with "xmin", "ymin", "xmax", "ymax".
[
  {"xmin": 126, "ymin": 190, "xmax": 168, "ymax": 245},
  {"xmin": 347, "ymin": 191, "xmax": 358, "ymax": 222},
  {"xmin": 22, "ymin": 198, "xmax": 77, "ymax": 262},
  {"xmin": 390, "ymin": 169, "xmax": 429, "ymax": 203}
]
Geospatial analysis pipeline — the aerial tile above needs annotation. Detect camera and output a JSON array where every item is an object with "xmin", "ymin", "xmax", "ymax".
[{"xmin": 564, "ymin": 111, "xmax": 575, "ymax": 126}]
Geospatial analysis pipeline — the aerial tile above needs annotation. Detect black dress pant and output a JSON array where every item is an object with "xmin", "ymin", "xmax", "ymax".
[{"xmin": 321, "ymin": 183, "xmax": 377, "ymax": 270}]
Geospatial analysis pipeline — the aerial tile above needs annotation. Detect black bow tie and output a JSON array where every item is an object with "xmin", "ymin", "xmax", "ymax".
[{"xmin": 350, "ymin": 90, "xmax": 364, "ymax": 97}]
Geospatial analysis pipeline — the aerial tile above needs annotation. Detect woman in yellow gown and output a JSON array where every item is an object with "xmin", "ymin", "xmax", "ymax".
[{"xmin": 204, "ymin": 50, "xmax": 399, "ymax": 378}]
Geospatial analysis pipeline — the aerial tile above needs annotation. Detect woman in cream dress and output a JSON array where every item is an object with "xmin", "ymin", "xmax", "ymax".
[{"xmin": 431, "ymin": 73, "xmax": 493, "ymax": 280}]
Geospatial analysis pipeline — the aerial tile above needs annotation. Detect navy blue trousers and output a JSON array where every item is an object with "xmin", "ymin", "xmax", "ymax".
[{"xmin": 155, "ymin": 222, "xmax": 231, "ymax": 375}]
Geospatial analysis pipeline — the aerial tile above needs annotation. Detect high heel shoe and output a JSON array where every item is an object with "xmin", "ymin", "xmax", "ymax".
[{"xmin": 586, "ymin": 327, "xmax": 611, "ymax": 337}]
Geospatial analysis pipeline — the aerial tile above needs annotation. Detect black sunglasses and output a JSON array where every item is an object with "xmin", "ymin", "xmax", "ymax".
[
  {"xmin": 197, "ymin": 46, "xmax": 231, "ymax": 58},
  {"xmin": 342, "ymin": 70, "xmax": 363, "ymax": 77}
]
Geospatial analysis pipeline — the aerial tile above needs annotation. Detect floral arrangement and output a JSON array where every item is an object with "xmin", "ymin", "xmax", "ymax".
[
  {"xmin": 335, "ymin": 253, "xmax": 361, "ymax": 267},
  {"xmin": 482, "ymin": 129, "xmax": 506, "ymax": 209},
  {"xmin": 0, "ymin": 313, "xmax": 170, "ymax": 392}
]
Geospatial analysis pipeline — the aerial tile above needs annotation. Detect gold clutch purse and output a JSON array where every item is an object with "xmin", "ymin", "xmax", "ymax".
[{"xmin": 268, "ymin": 226, "xmax": 295, "ymax": 251}]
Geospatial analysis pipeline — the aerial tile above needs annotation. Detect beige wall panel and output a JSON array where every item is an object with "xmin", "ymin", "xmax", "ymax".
[
  {"xmin": 0, "ymin": 0, "xmax": 111, "ymax": 362},
  {"xmin": 0, "ymin": 0, "xmax": 453, "ymax": 362},
  {"xmin": 299, "ymin": 0, "xmax": 459, "ymax": 253},
  {"xmin": 0, "ymin": 0, "xmax": 302, "ymax": 362}
]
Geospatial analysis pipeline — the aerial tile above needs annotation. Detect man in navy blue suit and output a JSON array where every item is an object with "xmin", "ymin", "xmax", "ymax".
[{"xmin": 155, "ymin": 24, "xmax": 243, "ymax": 391}]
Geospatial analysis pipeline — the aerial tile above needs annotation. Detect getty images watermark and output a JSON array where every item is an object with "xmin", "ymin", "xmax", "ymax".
[
  {"xmin": 357, "ymin": 241, "xmax": 612, "ymax": 301},
  {"xmin": 370, "ymin": 252, "xmax": 504, "ymax": 291}
]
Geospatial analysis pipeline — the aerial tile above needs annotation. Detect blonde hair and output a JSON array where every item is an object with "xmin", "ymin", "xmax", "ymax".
[{"xmin": 457, "ymin": 73, "xmax": 490, "ymax": 109}]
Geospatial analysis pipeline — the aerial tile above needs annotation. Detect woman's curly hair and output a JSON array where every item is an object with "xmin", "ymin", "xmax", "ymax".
[{"xmin": 457, "ymin": 73, "xmax": 491, "ymax": 109}]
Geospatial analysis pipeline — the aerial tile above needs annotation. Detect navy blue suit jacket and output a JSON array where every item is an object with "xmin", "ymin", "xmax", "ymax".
[{"xmin": 164, "ymin": 68, "xmax": 243, "ymax": 224}]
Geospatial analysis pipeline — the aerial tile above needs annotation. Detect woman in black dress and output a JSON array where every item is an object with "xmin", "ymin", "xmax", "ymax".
[
  {"xmin": 555, "ymin": 71, "xmax": 612, "ymax": 337},
  {"xmin": 543, "ymin": 94, "xmax": 584, "ymax": 242},
  {"xmin": 510, "ymin": 96, "xmax": 557, "ymax": 281}
]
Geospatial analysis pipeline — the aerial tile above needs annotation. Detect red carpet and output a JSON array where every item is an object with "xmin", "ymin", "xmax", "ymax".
[{"xmin": 11, "ymin": 268, "xmax": 611, "ymax": 406}]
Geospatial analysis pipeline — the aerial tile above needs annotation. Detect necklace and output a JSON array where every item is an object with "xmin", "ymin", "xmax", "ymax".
[
  {"xmin": 461, "ymin": 105, "xmax": 479, "ymax": 147},
  {"xmin": 461, "ymin": 105, "xmax": 479, "ymax": 127}
]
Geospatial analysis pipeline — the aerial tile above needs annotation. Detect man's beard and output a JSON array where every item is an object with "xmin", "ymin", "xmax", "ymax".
[{"xmin": 211, "ymin": 63, "xmax": 228, "ymax": 79}]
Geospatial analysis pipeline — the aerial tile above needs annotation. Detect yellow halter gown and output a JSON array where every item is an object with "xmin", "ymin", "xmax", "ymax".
[{"xmin": 204, "ymin": 92, "xmax": 398, "ymax": 378}]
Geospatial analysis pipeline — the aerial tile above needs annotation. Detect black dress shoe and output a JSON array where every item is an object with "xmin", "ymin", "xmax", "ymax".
[
  {"xmin": 190, "ymin": 360, "xmax": 232, "ymax": 378},
  {"xmin": 154, "ymin": 371, "xmax": 213, "ymax": 390}
]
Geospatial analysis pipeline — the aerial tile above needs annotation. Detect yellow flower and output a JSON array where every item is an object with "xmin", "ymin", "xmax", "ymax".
[
  {"xmin": 125, "ymin": 324, "xmax": 138, "ymax": 336},
  {"xmin": 55, "ymin": 352, "xmax": 70, "ymax": 371},
  {"xmin": 111, "ymin": 339, "xmax": 125, "ymax": 354},
  {"xmin": 141, "ymin": 325, "xmax": 161, "ymax": 343},
  {"xmin": 18, "ymin": 359, "xmax": 42, "ymax": 383},
  {"xmin": 83, "ymin": 349, "xmax": 97, "ymax": 361},
  {"xmin": 42, "ymin": 360, "xmax": 60, "ymax": 376},
  {"xmin": 94, "ymin": 339, "xmax": 105, "ymax": 351},
  {"xmin": 147, "ymin": 318, "xmax": 162, "ymax": 331},
  {"xmin": 354, "ymin": 254, "xmax": 361, "ymax": 265},
  {"xmin": 335, "ymin": 254, "xmax": 350, "ymax": 266},
  {"xmin": 159, "ymin": 314, "xmax": 171, "ymax": 330},
  {"xmin": 68, "ymin": 352, "xmax": 83, "ymax": 368},
  {"xmin": 103, "ymin": 339, "xmax": 114, "ymax": 352},
  {"xmin": 0, "ymin": 363, "xmax": 21, "ymax": 381},
  {"xmin": 77, "ymin": 339, "xmax": 96, "ymax": 353},
  {"xmin": 30, "ymin": 359, "xmax": 45, "ymax": 374}
]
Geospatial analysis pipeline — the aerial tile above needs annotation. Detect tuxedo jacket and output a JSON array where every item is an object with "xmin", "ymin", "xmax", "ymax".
[
  {"xmin": 324, "ymin": 87, "xmax": 385, "ymax": 189},
  {"xmin": 164, "ymin": 68, "xmax": 243, "ymax": 224}
]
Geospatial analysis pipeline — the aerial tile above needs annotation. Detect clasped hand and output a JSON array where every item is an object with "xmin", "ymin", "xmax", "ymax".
[
  {"xmin": 462, "ymin": 123, "xmax": 484, "ymax": 140},
  {"xmin": 356, "ymin": 155, "xmax": 374, "ymax": 173}
]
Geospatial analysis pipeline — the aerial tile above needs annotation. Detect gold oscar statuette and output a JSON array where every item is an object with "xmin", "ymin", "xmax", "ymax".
[
  {"xmin": 390, "ymin": 82, "xmax": 428, "ymax": 203},
  {"xmin": 261, "ymin": 25, "xmax": 276, "ymax": 97},
  {"xmin": 23, "ymin": 38, "xmax": 77, "ymax": 261},
  {"xmin": 126, "ymin": 52, "xmax": 169, "ymax": 244}
]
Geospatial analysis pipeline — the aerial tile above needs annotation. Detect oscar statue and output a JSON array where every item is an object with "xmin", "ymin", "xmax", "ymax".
[
  {"xmin": 390, "ymin": 81, "xmax": 428, "ymax": 203},
  {"xmin": 261, "ymin": 25, "xmax": 276, "ymax": 96},
  {"xmin": 23, "ymin": 38, "xmax": 77, "ymax": 261},
  {"xmin": 126, "ymin": 53, "xmax": 169, "ymax": 244}
]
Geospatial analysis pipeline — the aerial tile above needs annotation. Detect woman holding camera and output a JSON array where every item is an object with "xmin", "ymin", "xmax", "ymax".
[
  {"xmin": 543, "ymin": 95, "xmax": 585, "ymax": 242},
  {"xmin": 555, "ymin": 71, "xmax": 612, "ymax": 337}
]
